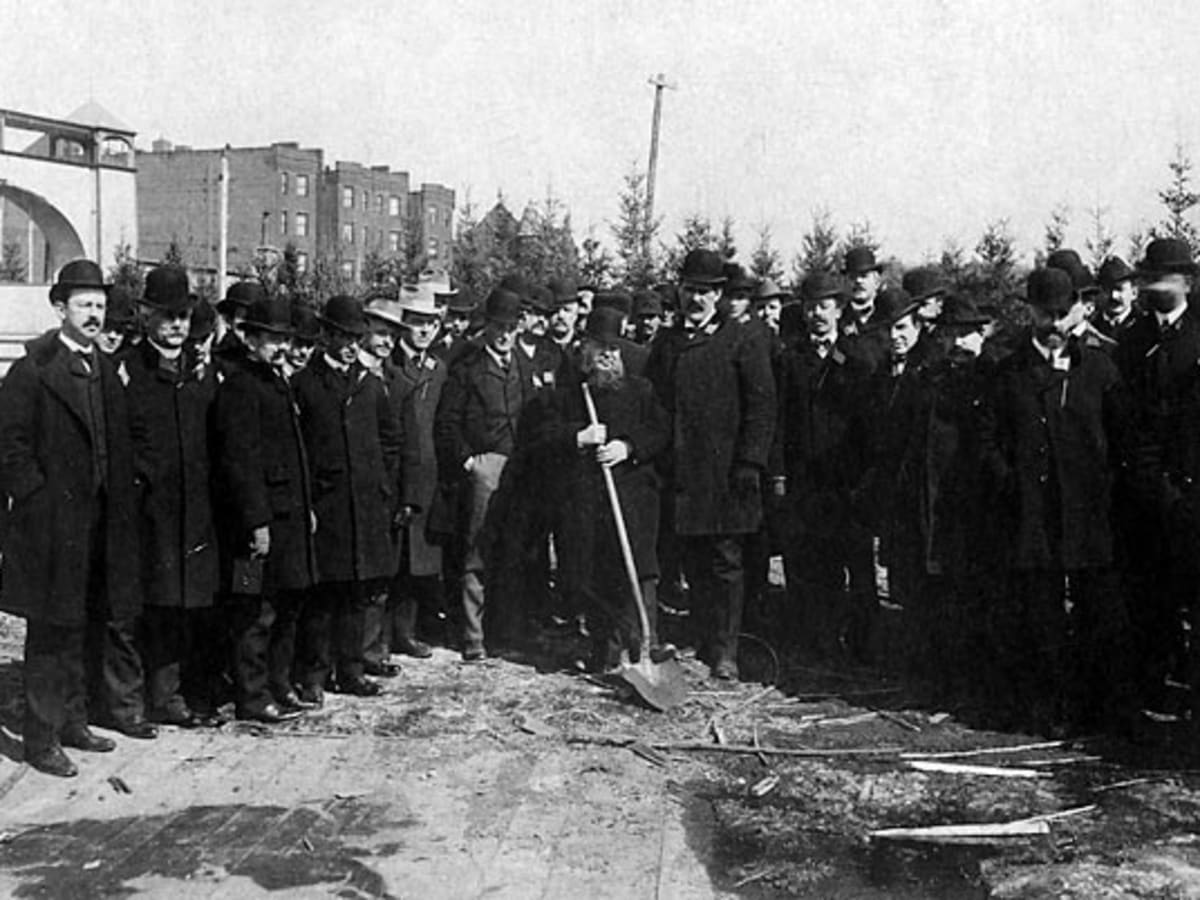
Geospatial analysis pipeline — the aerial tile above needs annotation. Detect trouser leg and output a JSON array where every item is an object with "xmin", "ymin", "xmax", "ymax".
[
  {"xmin": 336, "ymin": 580, "xmax": 382, "ymax": 683},
  {"xmin": 142, "ymin": 606, "xmax": 188, "ymax": 718},
  {"xmin": 297, "ymin": 586, "xmax": 334, "ymax": 691},
  {"xmin": 268, "ymin": 589, "xmax": 303, "ymax": 699},
  {"xmin": 680, "ymin": 535, "xmax": 745, "ymax": 666},
  {"xmin": 230, "ymin": 594, "xmax": 275, "ymax": 715},
  {"xmin": 363, "ymin": 581, "xmax": 388, "ymax": 667},
  {"xmin": 88, "ymin": 614, "xmax": 146, "ymax": 726},
  {"xmin": 23, "ymin": 621, "xmax": 86, "ymax": 754}
]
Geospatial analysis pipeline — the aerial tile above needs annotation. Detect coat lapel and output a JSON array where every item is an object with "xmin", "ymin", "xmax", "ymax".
[{"xmin": 40, "ymin": 344, "xmax": 93, "ymax": 437}]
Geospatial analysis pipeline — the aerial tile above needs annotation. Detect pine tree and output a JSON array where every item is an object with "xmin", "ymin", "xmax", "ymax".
[
  {"xmin": 749, "ymin": 224, "xmax": 784, "ymax": 281},
  {"xmin": 1153, "ymin": 142, "xmax": 1200, "ymax": 256},
  {"xmin": 1084, "ymin": 205, "xmax": 1116, "ymax": 270},
  {"xmin": 0, "ymin": 240, "xmax": 26, "ymax": 282},
  {"xmin": 717, "ymin": 215, "xmax": 737, "ymax": 261},
  {"xmin": 578, "ymin": 227, "xmax": 614, "ymax": 288},
  {"xmin": 1043, "ymin": 203, "xmax": 1070, "ymax": 257},
  {"xmin": 162, "ymin": 238, "xmax": 185, "ymax": 267},
  {"xmin": 790, "ymin": 207, "xmax": 839, "ymax": 285},
  {"xmin": 109, "ymin": 241, "xmax": 143, "ymax": 298},
  {"xmin": 611, "ymin": 166, "xmax": 661, "ymax": 289}
]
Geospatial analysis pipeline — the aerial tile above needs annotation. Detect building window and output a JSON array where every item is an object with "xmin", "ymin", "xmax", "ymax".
[
  {"xmin": 388, "ymin": 195, "xmax": 400, "ymax": 217},
  {"xmin": 427, "ymin": 205, "xmax": 437, "ymax": 226},
  {"xmin": 388, "ymin": 230, "xmax": 402, "ymax": 254},
  {"xmin": 376, "ymin": 194, "xmax": 385, "ymax": 215},
  {"xmin": 280, "ymin": 211, "xmax": 289, "ymax": 236},
  {"xmin": 340, "ymin": 260, "xmax": 355, "ymax": 281},
  {"xmin": 296, "ymin": 174, "xmax": 309, "ymax": 197},
  {"xmin": 296, "ymin": 251, "xmax": 309, "ymax": 274},
  {"xmin": 342, "ymin": 223, "xmax": 354, "ymax": 244},
  {"xmin": 342, "ymin": 187, "xmax": 353, "ymax": 209},
  {"xmin": 428, "ymin": 236, "xmax": 439, "ymax": 258},
  {"xmin": 362, "ymin": 190, "xmax": 369, "ymax": 210},
  {"xmin": 295, "ymin": 212, "xmax": 309, "ymax": 237},
  {"xmin": 281, "ymin": 172, "xmax": 289, "ymax": 195},
  {"xmin": 362, "ymin": 226, "xmax": 369, "ymax": 246}
]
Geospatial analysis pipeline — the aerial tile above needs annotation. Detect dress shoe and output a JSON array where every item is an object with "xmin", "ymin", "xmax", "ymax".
[
  {"xmin": 394, "ymin": 636, "xmax": 434, "ymax": 659},
  {"xmin": 148, "ymin": 707, "xmax": 203, "ymax": 729},
  {"xmin": 712, "ymin": 658, "xmax": 740, "ymax": 682},
  {"xmin": 101, "ymin": 718, "xmax": 159, "ymax": 740},
  {"xmin": 296, "ymin": 685, "xmax": 325, "ymax": 708},
  {"xmin": 237, "ymin": 702, "xmax": 303, "ymax": 724},
  {"xmin": 364, "ymin": 661, "xmax": 401, "ymax": 678},
  {"xmin": 338, "ymin": 676, "xmax": 383, "ymax": 697},
  {"xmin": 276, "ymin": 690, "xmax": 318, "ymax": 712},
  {"xmin": 26, "ymin": 745, "xmax": 78, "ymax": 778},
  {"xmin": 61, "ymin": 726, "xmax": 116, "ymax": 753},
  {"xmin": 462, "ymin": 643, "xmax": 487, "ymax": 663}
]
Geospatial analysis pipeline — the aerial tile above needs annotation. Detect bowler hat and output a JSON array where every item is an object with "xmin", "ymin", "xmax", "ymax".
[
  {"xmin": 633, "ymin": 290, "xmax": 663, "ymax": 318},
  {"xmin": 679, "ymin": 249, "xmax": 727, "ymax": 285},
  {"xmin": 396, "ymin": 283, "xmax": 442, "ymax": 318},
  {"xmin": 189, "ymin": 298, "xmax": 217, "ymax": 341},
  {"xmin": 1137, "ymin": 238, "xmax": 1198, "ymax": 275},
  {"xmin": 843, "ymin": 246, "xmax": 884, "ymax": 276},
  {"xmin": 873, "ymin": 287, "xmax": 919, "ymax": 326},
  {"xmin": 939, "ymin": 294, "xmax": 992, "ymax": 330},
  {"xmin": 799, "ymin": 271, "xmax": 845, "ymax": 304},
  {"xmin": 445, "ymin": 289, "xmax": 478, "ymax": 313},
  {"xmin": 584, "ymin": 306, "xmax": 626, "ymax": 345},
  {"xmin": 547, "ymin": 277, "xmax": 579, "ymax": 306},
  {"xmin": 901, "ymin": 267, "xmax": 946, "ymax": 302},
  {"xmin": 1097, "ymin": 256, "xmax": 1136, "ymax": 289},
  {"xmin": 291, "ymin": 304, "xmax": 321, "ymax": 343},
  {"xmin": 104, "ymin": 283, "xmax": 137, "ymax": 329},
  {"xmin": 242, "ymin": 296, "xmax": 295, "ymax": 335},
  {"xmin": 1026, "ymin": 268, "xmax": 1077, "ymax": 316},
  {"xmin": 483, "ymin": 288, "xmax": 522, "ymax": 327},
  {"xmin": 753, "ymin": 278, "xmax": 789, "ymax": 302},
  {"xmin": 722, "ymin": 263, "xmax": 758, "ymax": 295},
  {"xmin": 523, "ymin": 285, "xmax": 556, "ymax": 316},
  {"xmin": 498, "ymin": 273, "xmax": 532, "ymax": 302},
  {"xmin": 318, "ymin": 295, "xmax": 367, "ymax": 336},
  {"xmin": 1046, "ymin": 249, "xmax": 1097, "ymax": 295},
  {"xmin": 594, "ymin": 291, "xmax": 633, "ymax": 317},
  {"xmin": 50, "ymin": 259, "xmax": 109, "ymax": 304},
  {"xmin": 141, "ymin": 265, "xmax": 193, "ymax": 315},
  {"xmin": 218, "ymin": 281, "xmax": 265, "ymax": 316},
  {"xmin": 364, "ymin": 296, "xmax": 408, "ymax": 328}
]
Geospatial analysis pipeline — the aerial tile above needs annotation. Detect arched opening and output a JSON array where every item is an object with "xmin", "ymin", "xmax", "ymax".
[{"xmin": 0, "ymin": 184, "xmax": 87, "ymax": 282}]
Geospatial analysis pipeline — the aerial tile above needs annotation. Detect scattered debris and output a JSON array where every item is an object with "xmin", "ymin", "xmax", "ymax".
[
  {"xmin": 1092, "ymin": 776, "xmax": 1169, "ymax": 794},
  {"xmin": 870, "ymin": 819, "xmax": 1051, "ymax": 845},
  {"xmin": 514, "ymin": 713, "xmax": 557, "ymax": 737},
  {"xmin": 1011, "ymin": 805, "xmax": 1098, "ymax": 825},
  {"xmin": 301, "ymin": 837, "xmax": 314, "ymax": 853},
  {"xmin": 749, "ymin": 774, "xmax": 780, "ymax": 797},
  {"xmin": 628, "ymin": 742, "xmax": 667, "ymax": 768},
  {"xmin": 908, "ymin": 760, "xmax": 1046, "ymax": 779},
  {"xmin": 82, "ymin": 860, "xmax": 102, "ymax": 871},
  {"xmin": 927, "ymin": 712, "xmax": 952, "ymax": 724},
  {"xmin": 902, "ymin": 740, "xmax": 1068, "ymax": 761},
  {"xmin": 106, "ymin": 776, "xmax": 132, "ymax": 795}
]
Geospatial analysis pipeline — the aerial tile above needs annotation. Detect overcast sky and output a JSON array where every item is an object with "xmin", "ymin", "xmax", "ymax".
[{"xmin": 5, "ymin": 0, "xmax": 1200, "ymax": 267}]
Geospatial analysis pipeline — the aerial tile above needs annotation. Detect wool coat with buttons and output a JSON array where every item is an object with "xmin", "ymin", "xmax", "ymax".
[{"xmin": 978, "ymin": 335, "xmax": 1129, "ymax": 571}]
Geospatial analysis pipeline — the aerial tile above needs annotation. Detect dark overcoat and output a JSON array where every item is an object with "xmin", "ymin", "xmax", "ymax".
[
  {"xmin": 0, "ymin": 331, "xmax": 141, "ymax": 625},
  {"xmin": 293, "ymin": 357, "xmax": 401, "ymax": 584},
  {"xmin": 515, "ymin": 335, "xmax": 564, "ymax": 395},
  {"xmin": 385, "ymin": 350, "xmax": 447, "ymax": 576},
  {"xmin": 645, "ymin": 317, "xmax": 777, "ymax": 536},
  {"xmin": 528, "ymin": 373, "xmax": 670, "ymax": 576},
  {"xmin": 434, "ymin": 343, "xmax": 529, "ymax": 478},
  {"xmin": 213, "ymin": 356, "xmax": 318, "ymax": 592},
  {"xmin": 125, "ymin": 340, "xmax": 219, "ymax": 608},
  {"xmin": 979, "ymin": 336, "xmax": 1127, "ymax": 570}
]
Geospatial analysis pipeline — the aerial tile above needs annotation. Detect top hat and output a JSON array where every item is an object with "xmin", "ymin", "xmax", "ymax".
[
  {"xmin": 547, "ymin": 277, "xmax": 579, "ymax": 306},
  {"xmin": 364, "ymin": 296, "xmax": 408, "ymax": 328},
  {"xmin": 318, "ymin": 295, "xmax": 367, "ymax": 336},
  {"xmin": 290, "ymin": 303, "xmax": 321, "ymax": 343},
  {"xmin": 242, "ymin": 296, "xmax": 295, "ymax": 335},
  {"xmin": 1097, "ymin": 256, "xmax": 1136, "ymax": 289},
  {"xmin": 594, "ymin": 291, "xmax": 633, "ymax": 317},
  {"xmin": 396, "ymin": 283, "xmax": 442, "ymax": 319},
  {"xmin": 218, "ymin": 280, "xmax": 266, "ymax": 315},
  {"xmin": 1046, "ymin": 249, "xmax": 1098, "ymax": 294},
  {"xmin": 679, "ymin": 249, "xmax": 727, "ymax": 285},
  {"xmin": 583, "ymin": 306, "xmax": 626, "ymax": 346},
  {"xmin": 842, "ymin": 246, "xmax": 884, "ymax": 276},
  {"xmin": 1026, "ymin": 268, "xmax": 1078, "ymax": 316},
  {"xmin": 873, "ymin": 287, "xmax": 919, "ymax": 326},
  {"xmin": 722, "ymin": 263, "xmax": 758, "ymax": 295},
  {"xmin": 50, "ymin": 259, "xmax": 110, "ymax": 304},
  {"xmin": 141, "ymin": 265, "xmax": 193, "ymax": 315},
  {"xmin": 523, "ymin": 285, "xmax": 556, "ymax": 316},
  {"xmin": 633, "ymin": 289, "xmax": 663, "ymax": 318},
  {"xmin": 799, "ymin": 271, "xmax": 845, "ymax": 304},
  {"xmin": 1137, "ymin": 238, "xmax": 1198, "ymax": 275},
  {"xmin": 901, "ymin": 267, "xmax": 947, "ymax": 302},
  {"xmin": 753, "ymin": 278, "xmax": 789, "ymax": 303},
  {"xmin": 939, "ymin": 294, "xmax": 992, "ymax": 330},
  {"xmin": 188, "ymin": 298, "xmax": 217, "ymax": 341},
  {"xmin": 483, "ymin": 288, "xmax": 522, "ymax": 327}
]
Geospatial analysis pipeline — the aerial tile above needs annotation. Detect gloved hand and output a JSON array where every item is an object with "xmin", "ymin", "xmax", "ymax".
[
  {"xmin": 596, "ymin": 440, "xmax": 631, "ymax": 468},
  {"xmin": 250, "ymin": 525, "xmax": 271, "ymax": 558},
  {"xmin": 577, "ymin": 423, "xmax": 608, "ymax": 447},
  {"xmin": 730, "ymin": 464, "xmax": 760, "ymax": 499}
]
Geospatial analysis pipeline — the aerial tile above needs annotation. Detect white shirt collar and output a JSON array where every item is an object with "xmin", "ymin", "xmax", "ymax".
[
  {"xmin": 324, "ymin": 353, "xmax": 350, "ymax": 373},
  {"xmin": 58, "ymin": 332, "xmax": 92, "ymax": 355},
  {"xmin": 1156, "ymin": 303, "xmax": 1187, "ymax": 329}
]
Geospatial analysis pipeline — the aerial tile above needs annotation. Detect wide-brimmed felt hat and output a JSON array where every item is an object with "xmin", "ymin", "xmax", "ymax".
[
  {"xmin": 50, "ymin": 259, "xmax": 110, "ymax": 304},
  {"xmin": 872, "ymin": 287, "xmax": 919, "ymax": 327},
  {"xmin": 419, "ymin": 268, "xmax": 457, "ymax": 297},
  {"xmin": 189, "ymin": 299, "xmax": 217, "ymax": 341},
  {"xmin": 396, "ymin": 283, "xmax": 442, "ymax": 319},
  {"xmin": 290, "ymin": 304, "xmax": 321, "ymax": 343},
  {"xmin": 1097, "ymin": 256, "xmax": 1136, "ymax": 289},
  {"xmin": 633, "ymin": 289, "xmax": 663, "ymax": 318},
  {"xmin": 318, "ymin": 294, "xmax": 367, "ymax": 337},
  {"xmin": 679, "ymin": 249, "xmax": 726, "ymax": 285},
  {"xmin": 523, "ymin": 285, "xmax": 556, "ymax": 316},
  {"xmin": 753, "ymin": 278, "xmax": 790, "ymax": 302},
  {"xmin": 483, "ymin": 288, "xmax": 522, "ymax": 327},
  {"xmin": 218, "ymin": 280, "xmax": 266, "ymax": 316},
  {"xmin": 364, "ymin": 296, "xmax": 408, "ymax": 328},
  {"xmin": 584, "ymin": 306, "xmax": 625, "ymax": 345},
  {"xmin": 843, "ymin": 246, "xmax": 884, "ymax": 276},
  {"xmin": 1137, "ymin": 238, "xmax": 1198, "ymax": 276},
  {"xmin": 1046, "ymin": 248, "xmax": 1098, "ymax": 295},
  {"xmin": 901, "ymin": 267, "xmax": 947, "ymax": 302},
  {"xmin": 242, "ymin": 296, "xmax": 295, "ymax": 336},
  {"xmin": 722, "ymin": 263, "xmax": 758, "ymax": 295},
  {"xmin": 141, "ymin": 265, "xmax": 193, "ymax": 315},
  {"xmin": 594, "ymin": 291, "xmax": 633, "ymax": 316},
  {"xmin": 1026, "ymin": 268, "xmax": 1077, "ymax": 316},
  {"xmin": 939, "ymin": 294, "xmax": 992, "ymax": 330},
  {"xmin": 799, "ymin": 271, "xmax": 845, "ymax": 304}
]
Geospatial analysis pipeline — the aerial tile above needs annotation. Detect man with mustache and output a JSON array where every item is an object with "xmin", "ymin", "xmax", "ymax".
[
  {"xmin": 839, "ymin": 246, "xmax": 890, "ymax": 373},
  {"xmin": 0, "ymin": 260, "xmax": 143, "ymax": 776}
]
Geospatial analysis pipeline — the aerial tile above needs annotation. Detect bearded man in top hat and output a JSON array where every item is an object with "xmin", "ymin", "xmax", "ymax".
[
  {"xmin": 645, "ymin": 249, "xmax": 776, "ymax": 680},
  {"xmin": 126, "ymin": 265, "xmax": 221, "ymax": 727},
  {"xmin": 979, "ymin": 267, "xmax": 1133, "ymax": 735},
  {"xmin": 292, "ymin": 295, "xmax": 402, "ymax": 697},
  {"xmin": 0, "ymin": 259, "xmax": 143, "ymax": 776},
  {"xmin": 839, "ymin": 246, "xmax": 890, "ymax": 372},
  {"xmin": 212, "ymin": 295, "xmax": 317, "ymax": 722}
]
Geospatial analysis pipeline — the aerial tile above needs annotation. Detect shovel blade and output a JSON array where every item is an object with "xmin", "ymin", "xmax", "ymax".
[{"xmin": 619, "ymin": 659, "xmax": 688, "ymax": 711}]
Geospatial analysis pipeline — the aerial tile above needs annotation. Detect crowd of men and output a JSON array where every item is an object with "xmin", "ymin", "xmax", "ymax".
[{"xmin": 2, "ymin": 233, "xmax": 1199, "ymax": 777}]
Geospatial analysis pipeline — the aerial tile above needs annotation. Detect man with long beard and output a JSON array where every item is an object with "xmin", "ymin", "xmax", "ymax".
[{"xmin": 530, "ymin": 307, "xmax": 671, "ymax": 670}]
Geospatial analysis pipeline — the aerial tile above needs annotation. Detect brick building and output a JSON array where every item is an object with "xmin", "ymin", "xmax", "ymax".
[
  {"xmin": 318, "ymin": 162, "xmax": 410, "ymax": 283},
  {"xmin": 409, "ymin": 183, "xmax": 456, "ymax": 270}
]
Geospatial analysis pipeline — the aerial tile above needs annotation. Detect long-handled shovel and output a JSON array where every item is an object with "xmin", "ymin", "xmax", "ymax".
[{"xmin": 582, "ymin": 382, "xmax": 687, "ymax": 711}]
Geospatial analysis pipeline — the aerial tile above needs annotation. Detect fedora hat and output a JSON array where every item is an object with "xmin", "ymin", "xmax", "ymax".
[
  {"xmin": 483, "ymin": 288, "xmax": 522, "ymax": 327},
  {"xmin": 218, "ymin": 280, "xmax": 266, "ymax": 316},
  {"xmin": 397, "ymin": 282, "xmax": 442, "ymax": 318},
  {"xmin": 141, "ymin": 265, "xmax": 193, "ymax": 315},
  {"xmin": 679, "ymin": 249, "xmax": 726, "ymax": 285},
  {"xmin": 753, "ymin": 278, "xmax": 790, "ymax": 302},
  {"xmin": 1026, "ymin": 268, "xmax": 1077, "ymax": 316},
  {"xmin": 364, "ymin": 296, "xmax": 408, "ymax": 328},
  {"xmin": 1046, "ymin": 249, "xmax": 1098, "ymax": 295},
  {"xmin": 722, "ymin": 263, "xmax": 758, "ymax": 295},
  {"xmin": 594, "ymin": 291, "xmax": 633, "ymax": 317},
  {"xmin": 1097, "ymin": 256, "xmax": 1136, "ymax": 289},
  {"xmin": 242, "ymin": 296, "xmax": 295, "ymax": 336},
  {"xmin": 799, "ymin": 271, "xmax": 845, "ymax": 304},
  {"xmin": 50, "ymin": 259, "xmax": 110, "ymax": 304},
  {"xmin": 419, "ymin": 267, "xmax": 457, "ymax": 296},
  {"xmin": 584, "ymin": 306, "xmax": 626, "ymax": 345},
  {"xmin": 318, "ymin": 294, "xmax": 367, "ymax": 336},
  {"xmin": 188, "ymin": 298, "xmax": 217, "ymax": 341},
  {"xmin": 939, "ymin": 294, "xmax": 992, "ymax": 330},
  {"xmin": 523, "ymin": 285, "xmax": 556, "ymax": 316},
  {"xmin": 901, "ymin": 267, "xmax": 946, "ymax": 302},
  {"xmin": 873, "ymin": 287, "xmax": 919, "ymax": 326},
  {"xmin": 842, "ymin": 246, "xmax": 883, "ymax": 276},
  {"xmin": 445, "ymin": 288, "xmax": 478, "ymax": 313},
  {"xmin": 1137, "ymin": 238, "xmax": 1198, "ymax": 276}
]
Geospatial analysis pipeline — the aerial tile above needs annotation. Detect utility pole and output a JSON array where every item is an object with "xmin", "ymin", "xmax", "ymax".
[
  {"xmin": 218, "ymin": 145, "xmax": 229, "ymax": 297},
  {"xmin": 644, "ymin": 73, "xmax": 676, "ymax": 256}
]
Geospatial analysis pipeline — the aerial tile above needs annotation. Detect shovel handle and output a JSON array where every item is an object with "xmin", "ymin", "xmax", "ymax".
[{"xmin": 582, "ymin": 382, "xmax": 653, "ymax": 656}]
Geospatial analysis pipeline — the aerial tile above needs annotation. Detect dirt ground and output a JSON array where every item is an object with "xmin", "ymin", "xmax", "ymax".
[{"xmin": 2, "ymin": 608, "xmax": 1200, "ymax": 899}]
